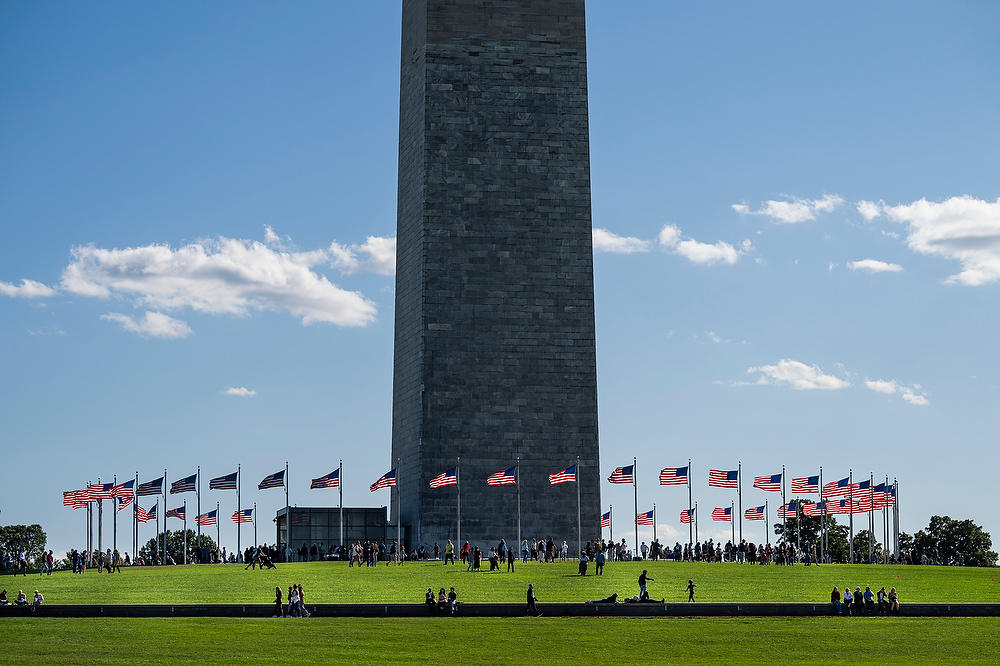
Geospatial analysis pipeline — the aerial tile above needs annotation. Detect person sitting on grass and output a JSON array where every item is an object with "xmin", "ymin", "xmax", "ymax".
[
  {"xmin": 32, "ymin": 590, "xmax": 43, "ymax": 611},
  {"xmin": 831, "ymin": 586, "xmax": 842, "ymax": 614},
  {"xmin": 0, "ymin": 589, "xmax": 8, "ymax": 605},
  {"xmin": 15, "ymin": 590, "xmax": 27, "ymax": 606}
]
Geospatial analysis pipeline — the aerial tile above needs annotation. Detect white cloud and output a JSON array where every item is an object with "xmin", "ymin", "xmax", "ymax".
[
  {"xmin": 857, "ymin": 200, "xmax": 883, "ymax": 221},
  {"xmin": 224, "ymin": 386, "xmax": 257, "ymax": 397},
  {"xmin": 592, "ymin": 228, "xmax": 650, "ymax": 254},
  {"xmin": 847, "ymin": 259, "xmax": 904, "ymax": 273},
  {"xmin": 658, "ymin": 225, "xmax": 748, "ymax": 265},
  {"xmin": 732, "ymin": 194, "xmax": 844, "ymax": 224},
  {"xmin": 61, "ymin": 234, "xmax": 377, "ymax": 327},
  {"xmin": 864, "ymin": 378, "xmax": 929, "ymax": 406},
  {"xmin": 101, "ymin": 311, "xmax": 193, "ymax": 339},
  {"xmin": 877, "ymin": 196, "xmax": 1000, "ymax": 286},
  {"xmin": 0, "ymin": 279, "xmax": 57, "ymax": 299},
  {"xmin": 745, "ymin": 359, "xmax": 849, "ymax": 391},
  {"xmin": 329, "ymin": 235, "xmax": 396, "ymax": 276}
]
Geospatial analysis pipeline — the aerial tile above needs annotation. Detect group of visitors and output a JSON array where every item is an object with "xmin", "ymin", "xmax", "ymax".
[
  {"xmin": 424, "ymin": 586, "xmax": 459, "ymax": 614},
  {"xmin": 831, "ymin": 585, "xmax": 900, "ymax": 615},
  {"xmin": 0, "ymin": 589, "xmax": 43, "ymax": 610},
  {"xmin": 242, "ymin": 546, "xmax": 278, "ymax": 570},
  {"xmin": 272, "ymin": 584, "xmax": 310, "ymax": 617}
]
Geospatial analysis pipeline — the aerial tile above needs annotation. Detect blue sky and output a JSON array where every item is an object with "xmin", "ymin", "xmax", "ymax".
[{"xmin": 2, "ymin": 1, "xmax": 998, "ymax": 555}]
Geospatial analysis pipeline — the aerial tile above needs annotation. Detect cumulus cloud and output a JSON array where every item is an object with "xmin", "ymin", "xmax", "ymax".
[
  {"xmin": 592, "ymin": 228, "xmax": 650, "ymax": 254},
  {"xmin": 732, "ymin": 194, "xmax": 844, "ymax": 224},
  {"xmin": 0, "ymin": 279, "xmax": 57, "ymax": 299},
  {"xmin": 744, "ymin": 359, "xmax": 849, "ymax": 390},
  {"xmin": 224, "ymin": 386, "xmax": 257, "ymax": 397},
  {"xmin": 856, "ymin": 200, "xmax": 883, "ymax": 221},
  {"xmin": 101, "ymin": 311, "xmax": 193, "ymax": 339},
  {"xmin": 61, "ymin": 235, "xmax": 378, "ymax": 327},
  {"xmin": 847, "ymin": 259, "xmax": 904, "ymax": 273},
  {"xmin": 329, "ymin": 236, "xmax": 396, "ymax": 276},
  {"xmin": 658, "ymin": 225, "xmax": 750, "ymax": 265},
  {"xmin": 864, "ymin": 379, "xmax": 929, "ymax": 406},
  {"xmin": 872, "ymin": 196, "xmax": 1000, "ymax": 286}
]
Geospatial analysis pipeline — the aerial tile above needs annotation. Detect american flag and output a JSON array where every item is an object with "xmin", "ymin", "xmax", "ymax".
[
  {"xmin": 753, "ymin": 474, "xmax": 782, "ymax": 492},
  {"xmin": 134, "ymin": 504, "xmax": 150, "ymax": 523},
  {"xmin": 660, "ymin": 466, "xmax": 688, "ymax": 486},
  {"xmin": 88, "ymin": 483, "xmax": 116, "ymax": 500},
  {"xmin": 487, "ymin": 466, "xmax": 517, "ymax": 486},
  {"xmin": 146, "ymin": 503, "xmax": 158, "ymax": 521},
  {"xmin": 137, "ymin": 476, "xmax": 164, "ymax": 496},
  {"xmin": 601, "ymin": 511, "xmax": 610, "ymax": 528},
  {"xmin": 828, "ymin": 499, "xmax": 859, "ymax": 515},
  {"xmin": 680, "ymin": 508, "xmax": 695, "ymax": 524},
  {"xmin": 166, "ymin": 506, "xmax": 186, "ymax": 520},
  {"xmin": 745, "ymin": 505, "xmax": 765, "ymax": 520},
  {"xmin": 310, "ymin": 470, "xmax": 340, "ymax": 489},
  {"xmin": 63, "ymin": 490, "xmax": 91, "ymax": 508},
  {"xmin": 117, "ymin": 493, "xmax": 134, "ymax": 511},
  {"xmin": 608, "ymin": 465, "xmax": 634, "ymax": 484},
  {"xmin": 636, "ymin": 510, "xmax": 654, "ymax": 525},
  {"xmin": 210, "ymin": 472, "xmax": 238, "ymax": 491},
  {"xmin": 171, "ymin": 474, "xmax": 197, "ymax": 494},
  {"xmin": 777, "ymin": 501, "xmax": 798, "ymax": 519},
  {"xmin": 196, "ymin": 509, "xmax": 217, "ymax": 526},
  {"xmin": 258, "ymin": 470, "xmax": 285, "ymax": 490},
  {"xmin": 711, "ymin": 507, "xmax": 732, "ymax": 522},
  {"xmin": 370, "ymin": 469, "xmax": 396, "ymax": 492},
  {"xmin": 112, "ymin": 479, "xmax": 134, "ymax": 498},
  {"xmin": 855, "ymin": 479, "xmax": 872, "ymax": 501},
  {"xmin": 548, "ymin": 465, "xmax": 576, "ymax": 485},
  {"xmin": 822, "ymin": 477, "xmax": 853, "ymax": 498},
  {"xmin": 232, "ymin": 508, "xmax": 253, "ymax": 524},
  {"xmin": 802, "ymin": 502, "xmax": 823, "ymax": 517},
  {"xmin": 873, "ymin": 483, "xmax": 895, "ymax": 508},
  {"xmin": 429, "ymin": 467, "xmax": 458, "ymax": 488},
  {"xmin": 791, "ymin": 475, "xmax": 820, "ymax": 494},
  {"xmin": 709, "ymin": 469, "xmax": 739, "ymax": 488}
]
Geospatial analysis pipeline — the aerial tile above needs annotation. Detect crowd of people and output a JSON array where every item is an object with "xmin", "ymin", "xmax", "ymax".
[
  {"xmin": 0, "ymin": 588, "xmax": 44, "ymax": 610},
  {"xmin": 831, "ymin": 585, "xmax": 900, "ymax": 615},
  {"xmin": 272, "ymin": 583, "xmax": 310, "ymax": 617}
]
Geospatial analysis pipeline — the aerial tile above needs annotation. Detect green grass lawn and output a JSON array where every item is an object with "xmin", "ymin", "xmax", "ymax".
[
  {"xmin": 1, "ymin": 617, "xmax": 998, "ymax": 664},
  {"xmin": 3, "ymin": 560, "xmax": 998, "ymax": 604}
]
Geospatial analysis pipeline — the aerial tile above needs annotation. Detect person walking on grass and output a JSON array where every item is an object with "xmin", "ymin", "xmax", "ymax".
[
  {"xmin": 526, "ymin": 584, "xmax": 541, "ymax": 616},
  {"xmin": 507, "ymin": 546, "xmax": 515, "ymax": 572},
  {"xmin": 686, "ymin": 579, "xmax": 696, "ymax": 603},
  {"xmin": 638, "ymin": 570, "xmax": 653, "ymax": 600},
  {"xmin": 273, "ymin": 586, "xmax": 283, "ymax": 617}
]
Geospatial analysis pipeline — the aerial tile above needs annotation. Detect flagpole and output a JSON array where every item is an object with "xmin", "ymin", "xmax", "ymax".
[
  {"xmin": 764, "ymin": 499, "xmax": 768, "ymax": 546},
  {"xmin": 632, "ymin": 456, "xmax": 638, "ymax": 557},
  {"xmin": 183, "ymin": 500, "xmax": 188, "ymax": 565},
  {"xmin": 86, "ymin": 481, "xmax": 92, "ymax": 566},
  {"xmin": 795, "ymin": 496, "xmax": 800, "ymax": 553},
  {"xmin": 515, "ymin": 456, "xmax": 521, "ymax": 554},
  {"xmin": 893, "ymin": 477, "xmax": 900, "ymax": 559},
  {"xmin": 869, "ymin": 471, "xmax": 874, "ymax": 564},
  {"xmin": 237, "ymin": 464, "xmax": 241, "ymax": 562},
  {"xmin": 687, "ymin": 458, "xmax": 693, "ymax": 550},
  {"xmin": 731, "ymin": 500, "xmax": 735, "ymax": 547},
  {"xmin": 253, "ymin": 502, "xmax": 257, "ymax": 547},
  {"xmin": 339, "ymin": 459, "xmax": 344, "ymax": 551},
  {"xmin": 884, "ymin": 473, "xmax": 890, "ymax": 563},
  {"xmin": 162, "ymin": 468, "xmax": 167, "ymax": 565},
  {"xmin": 97, "ymin": 476, "xmax": 103, "ymax": 561},
  {"xmin": 652, "ymin": 503, "xmax": 657, "ymax": 545},
  {"xmin": 216, "ymin": 501, "xmax": 220, "ymax": 561},
  {"xmin": 285, "ymin": 461, "xmax": 290, "ymax": 564},
  {"xmin": 134, "ymin": 471, "xmax": 138, "ymax": 562},
  {"xmin": 781, "ymin": 464, "xmax": 786, "ymax": 544},
  {"xmin": 456, "ymin": 457, "xmax": 461, "ymax": 549},
  {"xmin": 196, "ymin": 466, "xmax": 201, "ymax": 560},
  {"xmin": 113, "ymin": 474, "xmax": 117, "ymax": 556},
  {"xmin": 576, "ymin": 455, "xmax": 581, "ymax": 555},
  {"xmin": 396, "ymin": 457, "xmax": 401, "ymax": 560},
  {"xmin": 737, "ymin": 461, "xmax": 742, "ymax": 545},
  {"xmin": 848, "ymin": 468, "xmax": 854, "ymax": 564},
  {"xmin": 819, "ymin": 465, "xmax": 825, "ymax": 561},
  {"xmin": 608, "ymin": 504, "xmax": 613, "ymax": 546},
  {"xmin": 694, "ymin": 502, "xmax": 699, "ymax": 545}
]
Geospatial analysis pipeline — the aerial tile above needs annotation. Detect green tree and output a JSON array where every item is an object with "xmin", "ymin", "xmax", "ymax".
[
  {"xmin": 0, "ymin": 524, "xmax": 47, "ymax": 567},
  {"xmin": 851, "ymin": 530, "xmax": 884, "ymax": 563},
  {"xmin": 910, "ymin": 516, "xmax": 996, "ymax": 567},
  {"xmin": 140, "ymin": 530, "xmax": 217, "ymax": 563},
  {"xmin": 772, "ymin": 504, "xmax": 849, "ymax": 561},
  {"xmin": 898, "ymin": 531, "xmax": 914, "ymax": 557}
]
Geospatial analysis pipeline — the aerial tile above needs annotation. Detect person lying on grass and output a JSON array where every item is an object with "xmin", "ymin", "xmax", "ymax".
[{"xmin": 586, "ymin": 593, "xmax": 619, "ymax": 604}]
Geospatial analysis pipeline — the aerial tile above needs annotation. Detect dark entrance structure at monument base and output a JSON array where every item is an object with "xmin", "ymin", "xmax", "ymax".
[{"xmin": 391, "ymin": 0, "xmax": 601, "ymax": 550}]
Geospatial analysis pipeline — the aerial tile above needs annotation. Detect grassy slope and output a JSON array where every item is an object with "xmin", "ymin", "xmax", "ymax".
[
  {"xmin": 1, "ymin": 617, "xmax": 999, "ymax": 664},
  {"xmin": 5, "ymin": 560, "xmax": 997, "ymax": 605}
]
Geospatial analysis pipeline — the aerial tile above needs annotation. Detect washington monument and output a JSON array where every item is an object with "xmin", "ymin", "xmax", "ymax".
[{"xmin": 391, "ymin": 0, "xmax": 600, "ymax": 548}]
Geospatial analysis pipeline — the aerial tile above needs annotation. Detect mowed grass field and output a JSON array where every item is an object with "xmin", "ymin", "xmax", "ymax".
[
  {"xmin": 4, "ymin": 559, "xmax": 998, "ymax": 604},
  {"xmin": 2, "ymin": 617, "xmax": 999, "ymax": 664}
]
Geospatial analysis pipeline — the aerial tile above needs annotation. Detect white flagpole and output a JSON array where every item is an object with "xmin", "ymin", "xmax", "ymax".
[
  {"xmin": 632, "ymin": 456, "xmax": 638, "ymax": 557},
  {"xmin": 134, "ymin": 472, "xmax": 138, "ymax": 562},
  {"xmin": 576, "ymin": 455, "xmax": 582, "ymax": 555},
  {"xmin": 456, "ymin": 457, "xmax": 461, "ymax": 549},
  {"xmin": 652, "ymin": 503, "xmax": 657, "ymax": 545},
  {"xmin": 196, "ymin": 466, "xmax": 201, "ymax": 559},
  {"xmin": 112, "ymin": 474, "xmax": 117, "ymax": 556},
  {"xmin": 216, "ymin": 501, "xmax": 220, "ymax": 561},
  {"xmin": 183, "ymin": 500, "xmax": 187, "ymax": 564},
  {"xmin": 236, "ymin": 464, "xmax": 241, "ymax": 562},
  {"xmin": 253, "ymin": 502, "xmax": 257, "ymax": 548},
  {"xmin": 819, "ymin": 465, "xmax": 825, "ymax": 560},
  {"xmin": 848, "ymin": 468, "xmax": 854, "ymax": 564},
  {"xmin": 285, "ymin": 461, "xmax": 290, "ymax": 564},
  {"xmin": 737, "ymin": 461, "xmax": 743, "ymax": 544},
  {"xmin": 781, "ymin": 464, "xmax": 786, "ymax": 543},
  {"xmin": 764, "ymin": 499, "xmax": 768, "ymax": 546},
  {"xmin": 687, "ymin": 458, "xmax": 693, "ymax": 550},
  {"xmin": 516, "ymin": 456, "xmax": 521, "ymax": 554},
  {"xmin": 98, "ymin": 477, "xmax": 103, "ymax": 561},
  {"xmin": 731, "ymin": 500, "xmax": 735, "ymax": 546},
  {"xmin": 339, "ymin": 459, "xmax": 344, "ymax": 551},
  {"xmin": 162, "ymin": 469, "xmax": 167, "ymax": 564},
  {"xmin": 396, "ymin": 457, "xmax": 401, "ymax": 561}
]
